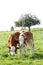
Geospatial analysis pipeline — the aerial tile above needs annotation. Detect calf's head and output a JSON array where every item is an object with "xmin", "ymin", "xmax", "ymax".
[{"xmin": 8, "ymin": 34, "xmax": 16, "ymax": 55}]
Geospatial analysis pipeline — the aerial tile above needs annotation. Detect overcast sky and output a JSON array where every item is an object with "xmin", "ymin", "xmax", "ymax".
[{"xmin": 0, "ymin": 0, "xmax": 43, "ymax": 31}]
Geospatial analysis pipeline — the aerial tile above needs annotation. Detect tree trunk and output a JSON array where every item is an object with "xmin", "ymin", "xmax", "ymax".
[{"xmin": 28, "ymin": 26, "xmax": 30, "ymax": 32}]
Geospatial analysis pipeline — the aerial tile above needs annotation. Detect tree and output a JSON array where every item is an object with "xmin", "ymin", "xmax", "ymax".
[
  {"xmin": 15, "ymin": 14, "xmax": 40, "ymax": 31},
  {"xmin": 24, "ymin": 14, "xmax": 40, "ymax": 31}
]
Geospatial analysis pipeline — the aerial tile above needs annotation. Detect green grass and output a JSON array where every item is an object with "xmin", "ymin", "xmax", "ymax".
[{"xmin": 0, "ymin": 29, "xmax": 43, "ymax": 65}]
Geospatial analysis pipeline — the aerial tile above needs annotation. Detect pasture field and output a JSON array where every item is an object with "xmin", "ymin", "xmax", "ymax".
[{"xmin": 0, "ymin": 29, "xmax": 43, "ymax": 65}]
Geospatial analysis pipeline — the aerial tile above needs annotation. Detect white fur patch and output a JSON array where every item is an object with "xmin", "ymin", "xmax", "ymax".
[
  {"xmin": 11, "ymin": 46, "xmax": 15, "ymax": 55},
  {"xmin": 19, "ymin": 35, "xmax": 24, "ymax": 46},
  {"xmin": 20, "ymin": 33, "xmax": 24, "ymax": 36}
]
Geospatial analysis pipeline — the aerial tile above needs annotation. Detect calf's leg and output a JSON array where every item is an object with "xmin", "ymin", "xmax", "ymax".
[{"xmin": 29, "ymin": 39, "xmax": 34, "ymax": 54}]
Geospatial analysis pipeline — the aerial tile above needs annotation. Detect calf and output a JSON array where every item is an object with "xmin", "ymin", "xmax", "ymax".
[{"xmin": 8, "ymin": 32, "xmax": 34, "ymax": 55}]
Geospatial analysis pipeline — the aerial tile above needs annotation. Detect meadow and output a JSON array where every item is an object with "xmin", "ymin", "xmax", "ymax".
[{"xmin": 0, "ymin": 29, "xmax": 43, "ymax": 65}]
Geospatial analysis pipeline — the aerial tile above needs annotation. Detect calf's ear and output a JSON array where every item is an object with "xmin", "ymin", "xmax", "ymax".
[{"xmin": 8, "ymin": 46, "xmax": 11, "ymax": 49}]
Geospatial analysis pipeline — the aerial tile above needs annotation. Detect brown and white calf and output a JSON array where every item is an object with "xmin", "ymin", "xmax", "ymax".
[{"xmin": 8, "ymin": 32, "xmax": 34, "ymax": 55}]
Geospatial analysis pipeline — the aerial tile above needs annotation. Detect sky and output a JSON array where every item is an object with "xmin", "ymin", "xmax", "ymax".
[{"xmin": 0, "ymin": 0, "xmax": 43, "ymax": 31}]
